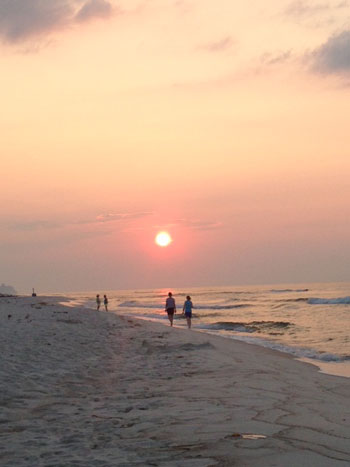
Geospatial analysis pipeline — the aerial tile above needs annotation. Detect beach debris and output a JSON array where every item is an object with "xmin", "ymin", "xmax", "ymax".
[
  {"xmin": 56, "ymin": 319, "xmax": 82, "ymax": 324},
  {"xmin": 225, "ymin": 433, "xmax": 267, "ymax": 440},
  {"xmin": 122, "ymin": 406, "xmax": 133, "ymax": 413},
  {"xmin": 121, "ymin": 422, "xmax": 135, "ymax": 428},
  {"xmin": 170, "ymin": 443, "xmax": 206, "ymax": 451},
  {"xmin": 8, "ymin": 314, "xmax": 12, "ymax": 319},
  {"xmin": 92, "ymin": 414, "xmax": 122, "ymax": 420},
  {"xmin": 242, "ymin": 434, "xmax": 267, "ymax": 440},
  {"xmin": 178, "ymin": 342, "xmax": 214, "ymax": 351}
]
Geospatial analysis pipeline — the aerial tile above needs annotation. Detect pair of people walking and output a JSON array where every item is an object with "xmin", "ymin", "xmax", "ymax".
[
  {"xmin": 165, "ymin": 292, "xmax": 193, "ymax": 328},
  {"xmin": 96, "ymin": 294, "xmax": 108, "ymax": 311}
]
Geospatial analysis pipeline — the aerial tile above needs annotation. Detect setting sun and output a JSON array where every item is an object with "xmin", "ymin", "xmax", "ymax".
[{"xmin": 155, "ymin": 231, "xmax": 172, "ymax": 247}]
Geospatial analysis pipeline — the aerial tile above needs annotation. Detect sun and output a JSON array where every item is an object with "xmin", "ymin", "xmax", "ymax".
[{"xmin": 155, "ymin": 231, "xmax": 172, "ymax": 247}]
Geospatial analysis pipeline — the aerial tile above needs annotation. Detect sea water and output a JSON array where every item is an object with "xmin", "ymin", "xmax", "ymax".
[{"xmin": 65, "ymin": 282, "xmax": 350, "ymax": 378}]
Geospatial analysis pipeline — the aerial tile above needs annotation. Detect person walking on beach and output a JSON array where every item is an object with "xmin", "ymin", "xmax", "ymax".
[
  {"xmin": 96, "ymin": 294, "xmax": 101, "ymax": 311},
  {"xmin": 104, "ymin": 294, "xmax": 108, "ymax": 311},
  {"xmin": 183, "ymin": 295, "xmax": 193, "ymax": 329},
  {"xmin": 165, "ymin": 292, "xmax": 176, "ymax": 326}
]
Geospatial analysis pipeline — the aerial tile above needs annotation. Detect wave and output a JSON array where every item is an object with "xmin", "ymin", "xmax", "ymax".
[
  {"xmin": 118, "ymin": 301, "xmax": 250, "ymax": 311},
  {"xmin": 196, "ymin": 304, "xmax": 250, "ymax": 310},
  {"xmin": 118, "ymin": 301, "xmax": 161, "ymax": 309},
  {"xmin": 198, "ymin": 320, "xmax": 291, "ymax": 334},
  {"xmin": 308, "ymin": 297, "xmax": 350, "ymax": 305},
  {"xmin": 274, "ymin": 297, "xmax": 309, "ymax": 304},
  {"xmin": 195, "ymin": 312, "xmax": 224, "ymax": 318},
  {"xmin": 269, "ymin": 289, "xmax": 309, "ymax": 293},
  {"xmin": 226, "ymin": 335, "xmax": 350, "ymax": 363}
]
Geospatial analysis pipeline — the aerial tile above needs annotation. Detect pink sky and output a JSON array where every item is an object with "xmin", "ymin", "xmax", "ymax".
[{"xmin": 1, "ymin": 0, "xmax": 350, "ymax": 292}]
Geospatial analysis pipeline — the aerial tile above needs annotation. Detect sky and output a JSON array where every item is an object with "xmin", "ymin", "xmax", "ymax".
[{"xmin": 1, "ymin": 0, "xmax": 350, "ymax": 293}]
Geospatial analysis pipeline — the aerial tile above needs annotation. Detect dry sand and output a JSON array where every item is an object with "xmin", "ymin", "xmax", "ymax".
[{"xmin": 1, "ymin": 296, "xmax": 349, "ymax": 466}]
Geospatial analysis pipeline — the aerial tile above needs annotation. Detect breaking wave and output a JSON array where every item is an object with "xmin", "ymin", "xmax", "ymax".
[
  {"xmin": 308, "ymin": 297, "xmax": 350, "ymax": 305},
  {"xmin": 118, "ymin": 301, "xmax": 250, "ymax": 310},
  {"xmin": 118, "ymin": 301, "xmax": 161, "ymax": 309},
  {"xmin": 277, "ymin": 297, "xmax": 309, "ymax": 303},
  {"xmin": 227, "ymin": 335, "xmax": 350, "ymax": 363},
  {"xmin": 198, "ymin": 320, "xmax": 292, "ymax": 334},
  {"xmin": 194, "ymin": 304, "xmax": 250, "ymax": 310},
  {"xmin": 269, "ymin": 288, "xmax": 309, "ymax": 293}
]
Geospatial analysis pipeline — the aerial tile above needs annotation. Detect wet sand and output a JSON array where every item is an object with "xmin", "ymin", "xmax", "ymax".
[{"xmin": 1, "ymin": 296, "xmax": 349, "ymax": 466}]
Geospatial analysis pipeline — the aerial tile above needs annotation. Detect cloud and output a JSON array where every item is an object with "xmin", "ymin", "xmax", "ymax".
[
  {"xmin": 285, "ymin": 0, "xmax": 329, "ymax": 18},
  {"xmin": 0, "ymin": 0, "xmax": 72, "ymax": 42},
  {"xmin": 9, "ymin": 220, "xmax": 60, "ymax": 231},
  {"xmin": 199, "ymin": 36, "xmax": 235, "ymax": 53},
  {"xmin": 151, "ymin": 218, "xmax": 222, "ymax": 232},
  {"xmin": 284, "ymin": 0, "xmax": 348, "ymax": 18},
  {"xmin": 6, "ymin": 211, "xmax": 153, "ymax": 231},
  {"xmin": 174, "ymin": 219, "xmax": 222, "ymax": 231},
  {"xmin": 260, "ymin": 50, "xmax": 293, "ymax": 66},
  {"xmin": 310, "ymin": 29, "xmax": 350, "ymax": 74},
  {"xmin": 95, "ymin": 212, "xmax": 153, "ymax": 223},
  {"xmin": 0, "ymin": 0, "xmax": 114, "ymax": 44},
  {"xmin": 75, "ymin": 0, "xmax": 114, "ymax": 22},
  {"xmin": 74, "ymin": 211, "xmax": 153, "ymax": 225}
]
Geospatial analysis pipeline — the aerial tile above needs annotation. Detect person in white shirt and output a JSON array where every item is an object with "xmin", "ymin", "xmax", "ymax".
[{"xmin": 165, "ymin": 292, "xmax": 176, "ymax": 326}]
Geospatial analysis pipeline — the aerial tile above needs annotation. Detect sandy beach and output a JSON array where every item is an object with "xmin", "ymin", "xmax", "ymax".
[{"xmin": 1, "ymin": 296, "xmax": 349, "ymax": 466}]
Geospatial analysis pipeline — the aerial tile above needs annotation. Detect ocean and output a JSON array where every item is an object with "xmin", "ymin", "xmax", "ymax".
[{"xmin": 64, "ymin": 282, "xmax": 350, "ymax": 378}]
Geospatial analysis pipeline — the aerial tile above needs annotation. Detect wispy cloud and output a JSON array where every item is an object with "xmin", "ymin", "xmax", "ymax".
[
  {"xmin": 95, "ymin": 212, "xmax": 153, "ymax": 223},
  {"xmin": 9, "ymin": 220, "xmax": 60, "ymax": 231},
  {"xmin": 175, "ymin": 219, "xmax": 222, "ymax": 231},
  {"xmin": 284, "ymin": 0, "xmax": 348, "ymax": 19},
  {"xmin": 73, "ymin": 211, "xmax": 153, "ymax": 225},
  {"xmin": 199, "ymin": 36, "xmax": 235, "ymax": 53},
  {"xmin": 75, "ymin": 0, "xmax": 114, "ymax": 22},
  {"xmin": 153, "ymin": 218, "xmax": 222, "ymax": 231},
  {"xmin": 0, "ymin": 0, "xmax": 115, "ymax": 44},
  {"xmin": 7, "ymin": 211, "xmax": 153, "ymax": 231},
  {"xmin": 310, "ymin": 29, "xmax": 350, "ymax": 75},
  {"xmin": 260, "ymin": 50, "xmax": 293, "ymax": 66}
]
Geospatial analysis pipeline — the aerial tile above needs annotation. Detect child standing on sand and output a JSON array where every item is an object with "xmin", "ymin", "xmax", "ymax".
[
  {"xmin": 104, "ymin": 295, "xmax": 108, "ymax": 311},
  {"xmin": 183, "ymin": 295, "xmax": 193, "ymax": 329},
  {"xmin": 96, "ymin": 294, "xmax": 101, "ymax": 311}
]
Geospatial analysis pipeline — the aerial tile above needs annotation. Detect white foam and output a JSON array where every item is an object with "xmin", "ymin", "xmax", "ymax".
[{"xmin": 207, "ymin": 333, "xmax": 348, "ymax": 363}]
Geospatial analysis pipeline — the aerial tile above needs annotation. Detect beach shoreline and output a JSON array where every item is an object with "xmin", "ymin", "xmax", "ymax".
[
  {"xmin": 1, "ymin": 295, "xmax": 349, "ymax": 466},
  {"xmin": 66, "ymin": 283, "xmax": 350, "ymax": 376},
  {"xmin": 132, "ymin": 315, "xmax": 350, "ymax": 380}
]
